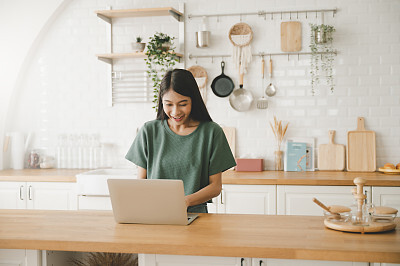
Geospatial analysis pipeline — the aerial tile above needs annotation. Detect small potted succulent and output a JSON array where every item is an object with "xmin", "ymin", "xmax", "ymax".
[{"xmin": 131, "ymin": 36, "xmax": 146, "ymax": 53}]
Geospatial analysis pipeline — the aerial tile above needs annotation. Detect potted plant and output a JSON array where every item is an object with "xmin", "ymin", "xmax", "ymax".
[
  {"xmin": 131, "ymin": 36, "xmax": 146, "ymax": 53},
  {"xmin": 145, "ymin": 32, "xmax": 179, "ymax": 110},
  {"xmin": 309, "ymin": 24, "xmax": 336, "ymax": 95}
]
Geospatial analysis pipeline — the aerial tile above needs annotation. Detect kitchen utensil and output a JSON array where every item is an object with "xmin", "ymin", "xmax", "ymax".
[
  {"xmin": 256, "ymin": 58, "xmax": 268, "ymax": 109},
  {"xmin": 265, "ymin": 59, "xmax": 276, "ymax": 97},
  {"xmin": 196, "ymin": 31, "xmax": 210, "ymax": 48},
  {"xmin": 211, "ymin": 61, "xmax": 234, "ymax": 97},
  {"xmin": 187, "ymin": 65, "xmax": 208, "ymax": 103},
  {"xmin": 312, "ymin": 197, "xmax": 342, "ymax": 220},
  {"xmin": 318, "ymin": 130, "xmax": 345, "ymax": 171},
  {"xmin": 4, "ymin": 132, "xmax": 32, "ymax": 170},
  {"xmin": 229, "ymin": 22, "xmax": 253, "ymax": 74},
  {"xmin": 229, "ymin": 72, "xmax": 254, "ymax": 112},
  {"xmin": 347, "ymin": 117, "xmax": 376, "ymax": 172},
  {"xmin": 280, "ymin": 21, "xmax": 302, "ymax": 52}
]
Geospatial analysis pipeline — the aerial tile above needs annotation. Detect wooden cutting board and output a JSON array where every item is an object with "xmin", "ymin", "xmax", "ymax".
[
  {"xmin": 222, "ymin": 127, "xmax": 236, "ymax": 157},
  {"xmin": 347, "ymin": 117, "xmax": 376, "ymax": 172},
  {"xmin": 318, "ymin": 130, "xmax": 345, "ymax": 171},
  {"xmin": 281, "ymin": 21, "xmax": 302, "ymax": 52}
]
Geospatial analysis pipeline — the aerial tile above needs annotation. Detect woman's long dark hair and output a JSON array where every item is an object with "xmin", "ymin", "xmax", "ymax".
[{"xmin": 156, "ymin": 69, "xmax": 213, "ymax": 122}]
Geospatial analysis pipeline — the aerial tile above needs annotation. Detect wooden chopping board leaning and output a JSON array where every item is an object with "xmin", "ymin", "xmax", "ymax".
[
  {"xmin": 347, "ymin": 117, "xmax": 376, "ymax": 172},
  {"xmin": 318, "ymin": 130, "xmax": 345, "ymax": 171}
]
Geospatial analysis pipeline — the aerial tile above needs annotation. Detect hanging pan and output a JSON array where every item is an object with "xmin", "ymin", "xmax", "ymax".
[
  {"xmin": 229, "ymin": 73, "xmax": 253, "ymax": 112},
  {"xmin": 211, "ymin": 61, "xmax": 234, "ymax": 97}
]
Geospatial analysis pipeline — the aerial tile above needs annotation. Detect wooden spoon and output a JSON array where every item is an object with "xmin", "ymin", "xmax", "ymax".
[{"xmin": 312, "ymin": 197, "xmax": 342, "ymax": 220}]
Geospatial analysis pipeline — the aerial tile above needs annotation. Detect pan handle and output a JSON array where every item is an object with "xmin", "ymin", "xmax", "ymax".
[
  {"xmin": 261, "ymin": 59, "xmax": 265, "ymax": 79},
  {"xmin": 239, "ymin": 73, "xmax": 243, "ymax": 88},
  {"xmin": 221, "ymin": 61, "xmax": 225, "ymax": 74},
  {"xmin": 269, "ymin": 59, "xmax": 273, "ymax": 78}
]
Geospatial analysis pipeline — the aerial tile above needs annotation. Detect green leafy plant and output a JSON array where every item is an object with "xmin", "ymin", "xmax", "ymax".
[
  {"xmin": 309, "ymin": 24, "xmax": 336, "ymax": 95},
  {"xmin": 136, "ymin": 36, "xmax": 142, "ymax": 43},
  {"xmin": 145, "ymin": 32, "xmax": 179, "ymax": 111}
]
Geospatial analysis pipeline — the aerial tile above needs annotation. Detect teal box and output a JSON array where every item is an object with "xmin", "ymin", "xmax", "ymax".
[{"xmin": 285, "ymin": 142, "xmax": 307, "ymax": 171}]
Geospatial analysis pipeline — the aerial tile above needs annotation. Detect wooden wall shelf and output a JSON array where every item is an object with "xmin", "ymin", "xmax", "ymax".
[
  {"xmin": 96, "ymin": 52, "xmax": 183, "ymax": 64},
  {"xmin": 95, "ymin": 7, "xmax": 183, "ymax": 23}
]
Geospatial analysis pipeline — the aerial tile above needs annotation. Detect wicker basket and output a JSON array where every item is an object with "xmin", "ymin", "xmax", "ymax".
[{"xmin": 228, "ymin": 23, "xmax": 253, "ymax": 47}]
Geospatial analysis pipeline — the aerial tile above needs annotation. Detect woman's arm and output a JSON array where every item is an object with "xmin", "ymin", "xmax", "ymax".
[
  {"xmin": 184, "ymin": 172, "xmax": 222, "ymax": 207},
  {"xmin": 137, "ymin": 166, "xmax": 147, "ymax": 179}
]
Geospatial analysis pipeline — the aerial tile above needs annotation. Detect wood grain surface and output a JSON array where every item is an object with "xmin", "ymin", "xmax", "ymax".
[
  {"xmin": 281, "ymin": 21, "xmax": 302, "ymax": 52},
  {"xmin": 0, "ymin": 210, "xmax": 399, "ymax": 263},
  {"xmin": 318, "ymin": 130, "xmax": 346, "ymax": 171}
]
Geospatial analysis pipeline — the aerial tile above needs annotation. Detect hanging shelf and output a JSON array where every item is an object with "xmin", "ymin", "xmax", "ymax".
[
  {"xmin": 96, "ymin": 52, "xmax": 184, "ymax": 64},
  {"xmin": 95, "ymin": 7, "xmax": 183, "ymax": 23}
]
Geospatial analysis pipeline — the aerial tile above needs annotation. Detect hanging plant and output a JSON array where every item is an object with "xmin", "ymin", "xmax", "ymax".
[
  {"xmin": 144, "ymin": 32, "xmax": 179, "ymax": 111},
  {"xmin": 309, "ymin": 24, "xmax": 336, "ymax": 95}
]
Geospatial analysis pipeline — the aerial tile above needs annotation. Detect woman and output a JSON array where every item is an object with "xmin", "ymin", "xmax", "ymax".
[{"xmin": 125, "ymin": 69, "xmax": 236, "ymax": 213}]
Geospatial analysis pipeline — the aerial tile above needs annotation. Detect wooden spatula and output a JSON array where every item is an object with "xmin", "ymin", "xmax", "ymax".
[{"xmin": 318, "ymin": 130, "xmax": 345, "ymax": 171}]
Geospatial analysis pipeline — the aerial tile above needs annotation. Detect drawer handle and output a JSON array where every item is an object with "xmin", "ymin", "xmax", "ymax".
[
  {"xmin": 19, "ymin": 185, "xmax": 24, "ymax": 200},
  {"xmin": 28, "ymin": 185, "xmax": 33, "ymax": 200},
  {"xmin": 220, "ymin": 189, "xmax": 224, "ymax": 205}
]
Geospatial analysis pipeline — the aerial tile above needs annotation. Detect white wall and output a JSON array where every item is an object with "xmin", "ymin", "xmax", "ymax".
[{"xmin": 2, "ymin": 0, "xmax": 399, "ymax": 170}]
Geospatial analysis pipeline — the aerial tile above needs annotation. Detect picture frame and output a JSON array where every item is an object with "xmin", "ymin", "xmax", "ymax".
[{"xmin": 285, "ymin": 137, "xmax": 315, "ymax": 171}]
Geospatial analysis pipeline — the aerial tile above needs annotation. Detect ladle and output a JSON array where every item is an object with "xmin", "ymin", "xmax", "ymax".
[
  {"xmin": 312, "ymin": 197, "xmax": 342, "ymax": 220},
  {"xmin": 265, "ymin": 58, "xmax": 277, "ymax": 97}
]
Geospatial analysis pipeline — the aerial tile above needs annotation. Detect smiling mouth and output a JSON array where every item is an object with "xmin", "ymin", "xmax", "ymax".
[{"xmin": 171, "ymin": 116, "xmax": 184, "ymax": 122}]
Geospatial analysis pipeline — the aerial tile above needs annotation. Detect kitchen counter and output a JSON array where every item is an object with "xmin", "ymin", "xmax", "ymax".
[
  {"xmin": 0, "ymin": 169, "xmax": 399, "ymax": 186},
  {"xmin": 222, "ymin": 170, "xmax": 400, "ymax": 186},
  {"xmin": 0, "ymin": 209, "xmax": 399, "ymax": 263},
  {"xmin": 0, "ymin": 169, "xmax": 84, "ymax": 182}
]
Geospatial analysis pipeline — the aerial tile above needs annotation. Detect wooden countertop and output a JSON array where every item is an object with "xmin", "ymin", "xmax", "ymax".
[
  {"xmin": 0, "ymin": 169, "xmax": 399, "ymax": 186},
  {"xmin": 0, "ymin": 169, "xmax": 85, "ymax": 182},
  {"xmin": 0, "ymin": 210, "xmax": 399, "ymax": 263},
  {"xmin": 222, "ymin": 170, "xmax": 400, "ymax": 186}
]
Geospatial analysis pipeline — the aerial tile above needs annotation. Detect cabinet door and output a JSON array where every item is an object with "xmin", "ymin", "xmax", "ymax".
[
  {"xmin": 140, "ymin": 254, "xmax": 251, "ymax": 266},
  {"xmin": 372, "ymin": 187, "xmax": 400, "ymax": 211},
  {"xmin": 219, "ymin": 185, "xmax": 276, "ymax": 215},
  {"xmin": 277, "ymin": 185, "xmax": 371, "ymax": 216},
  {"xmin": 0, "ymin": 249, "xmax": 41, "ymax": 266},
  {"xmin": 26, "ymin": 182, "xmax": 77, "ymax": 210},
  {"xmin": 253, "ymin": 258, "xmax": 368, "ymax": 266},
  {"xmin": 0, "ymin": 182, "xmax": 26, "ymax": 209}
]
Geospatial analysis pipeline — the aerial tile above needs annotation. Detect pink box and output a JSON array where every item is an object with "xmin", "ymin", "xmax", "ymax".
[{"xmin": 235, "ymin": 159, "xmax": 263, "ymax": 172}]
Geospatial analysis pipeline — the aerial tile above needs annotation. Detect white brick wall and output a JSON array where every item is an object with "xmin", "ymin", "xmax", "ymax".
[{"xmin": 8, "ymin": 0, "xmax": 400, "ymax": 169}]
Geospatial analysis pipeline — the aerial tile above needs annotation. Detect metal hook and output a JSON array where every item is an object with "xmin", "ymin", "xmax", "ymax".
[
  {"xmin": 315, "ymin": 11, "xmax": 318, "ymax": 18},
  {"xmin": 271, "ymin": 13, "xmax": 273, "ymax": 20},
  {"xmin": 306, "ymin": 12, "xmax": 308, "ymax": 19},
  {"xmin": 297, "ymin": 11, "xmax": 299, "ymax": 19},
  {"xmin": 290, "ymin": 12, "xmax": 292, "ymax": 20},
  {"xmin": 211, "ymin": 56, "xmax": 214, "ymax": 63},
  {"xmin": 288, "ymin": 54, "xmax": 290, "ymax": 61},
  {"xmin": 281, "ymin": 12, "xmax": 282, "ymax": 20},
  {"xmin": 240, "ymin": 14, "xmax": 242, "ymax": 22},
  {"xmin": 332, "ymin": 10, "xmax": 335, "ymax": 18},
  {"xmin": 196, "ymin": 57, "xmax": 198, "ymax": 64},
  {"xmin": 269, "ymin": 54, "xmax": 271, "ymax": 60},
  {"xmin": 217, "ymin": 16, "xmax": 220, "ymax": 23},
  {"xmin": 297, "ymin": 53, "xmax": 300, "ymax": 60}
]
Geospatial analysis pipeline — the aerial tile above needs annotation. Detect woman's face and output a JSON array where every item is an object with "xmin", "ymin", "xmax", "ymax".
[{"xmin": 162, "ymin": 89, "xmax": 192, "ymax": 125}]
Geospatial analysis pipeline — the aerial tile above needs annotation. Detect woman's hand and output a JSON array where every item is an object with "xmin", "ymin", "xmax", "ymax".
[
  {"xmin": 185, "ymin": 173, "xmax": 222, "ymax": 207},
  {"xmin": 137, "ymin": 166, "xmax": 147, "ymax": 179}
]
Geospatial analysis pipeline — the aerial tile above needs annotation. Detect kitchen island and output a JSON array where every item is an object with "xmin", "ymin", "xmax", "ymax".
[{"xmin": 0, "ymin": 209, "xmax": 399, "ymax": 264}]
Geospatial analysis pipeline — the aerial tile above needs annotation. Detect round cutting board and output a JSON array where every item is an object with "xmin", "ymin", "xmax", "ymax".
[{"xmin": 324, "ymin": 219, "xmax": 396, "ymax": 233}]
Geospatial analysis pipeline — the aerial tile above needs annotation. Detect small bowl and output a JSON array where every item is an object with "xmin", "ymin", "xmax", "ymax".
[
  {"xmin": 369, "ymin": 206, "xmax": 397, "ymax": 223},
  {"xmin": 323, "ymin": 210, "xmax": 351, "ymax": 222}
]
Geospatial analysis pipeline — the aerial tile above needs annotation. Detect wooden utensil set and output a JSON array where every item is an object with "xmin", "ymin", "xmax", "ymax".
[{"xmin": 318, "ymin": 117, "xmax": 376, "ymax": 172}]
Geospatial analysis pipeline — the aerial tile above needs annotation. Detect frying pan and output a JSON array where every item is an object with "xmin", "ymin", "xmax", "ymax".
[
  {"xmin": 211, "ymin": 61, "xmax": 234, "ymax": 97},
  {"xmin": 229, "ymin": 73, "xmax": 253, "ymax": 112}
]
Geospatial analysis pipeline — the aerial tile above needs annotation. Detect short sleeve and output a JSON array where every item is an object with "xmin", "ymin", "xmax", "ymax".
[
  {"xmin": 125, "ymin": 126, "xmax": 148, "ymax": 169},
  {"xmin": 208, "ymin": 128, "xmax": 237, "ymax": 176}
]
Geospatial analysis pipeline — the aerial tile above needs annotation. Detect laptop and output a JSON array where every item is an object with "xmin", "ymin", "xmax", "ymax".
[{"xmin": 107, "ymin": 179, "xmax": 199, "ymax": 225}]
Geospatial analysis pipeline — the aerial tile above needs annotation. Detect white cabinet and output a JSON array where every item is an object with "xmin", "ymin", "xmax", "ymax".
[
  {"xmin": 0, "ymin": 249, "xmax": 41, "ymax": 266},
  {"xmin": 277, "ymin": 185, "xmax": 371, "ymax": 215},
  {"xmin": 139, "ymin": 254, "xmax": 251, "ymax": 266},
  {"xmin": 372, "ymin": 187, "xmax": 400, "ymax": 210},
  {"xmin": 78, "ymin": 195, "xmax": 112, "ymax": 210},
  {"xmin": 0, "ymin": 181, "xmax": 77, "ymax": 210},
  {"xmin": 252, "ymin": 258, "xmax": 368, "ymax": 266},
  {"xmin": 208, "ymin": 185, "xmax": 276, "ymax": 215}
]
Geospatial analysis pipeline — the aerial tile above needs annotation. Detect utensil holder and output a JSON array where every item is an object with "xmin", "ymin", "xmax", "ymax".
[{"xmin": 274, "ymin": 150, "xmax": 283, "ymax": 171}]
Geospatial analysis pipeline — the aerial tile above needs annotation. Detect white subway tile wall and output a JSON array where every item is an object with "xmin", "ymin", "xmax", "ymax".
[{"xmin": 12, "ymin": 0, "xmax": 400, "ymax": 170}]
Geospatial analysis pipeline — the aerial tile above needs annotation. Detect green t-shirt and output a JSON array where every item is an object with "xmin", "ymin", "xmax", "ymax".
[{"xmin": 125, "ymin": 119, "xmax": 236, "ymax": 197}]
